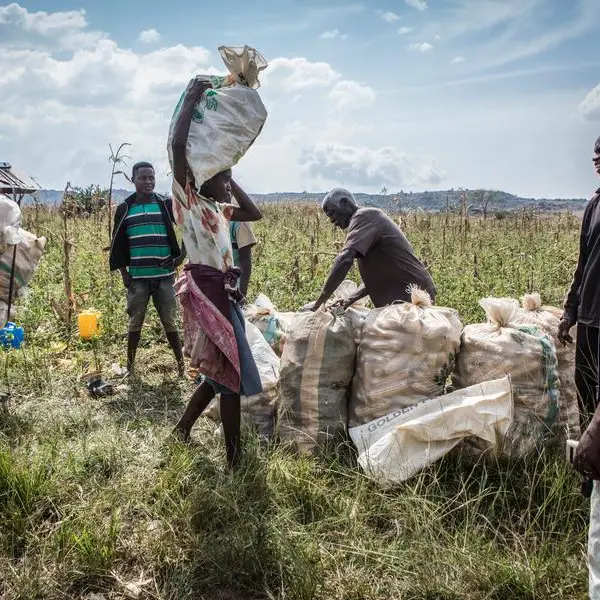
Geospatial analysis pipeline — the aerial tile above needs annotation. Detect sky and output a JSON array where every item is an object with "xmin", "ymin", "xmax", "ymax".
[{"xmin": 1, "ymin": 0, "xmax": 600, "ymax": 198}]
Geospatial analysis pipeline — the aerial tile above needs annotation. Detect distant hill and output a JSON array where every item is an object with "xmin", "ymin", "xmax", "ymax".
[
  {"xmin": 252, "ymin": 190, "xmax": 588, "ymax": 214},
  {"xmin": 21, "ymin": 188, "xmax": 587, "ymax": 213}
]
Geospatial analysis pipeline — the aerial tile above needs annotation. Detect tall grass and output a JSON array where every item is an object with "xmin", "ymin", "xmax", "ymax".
[{"xmin": 0, "ymin": 203, "xmax": 589, "ymax": 599}]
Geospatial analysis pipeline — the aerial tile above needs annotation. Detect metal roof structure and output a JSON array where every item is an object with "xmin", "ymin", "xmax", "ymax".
[{"xmin": 0, "ymin": 162, "xmax": 37, "ymax": 200}]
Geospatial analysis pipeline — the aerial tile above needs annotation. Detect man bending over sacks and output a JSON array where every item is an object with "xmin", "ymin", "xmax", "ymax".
[{"xmin": 311, "ymin": 187, "xmax": 436, "ymax": 311}]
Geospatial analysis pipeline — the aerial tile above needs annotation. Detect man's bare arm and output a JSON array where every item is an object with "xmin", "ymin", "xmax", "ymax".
[
  {"xmin": 312, "ymin": 248, "xmax": 357, "ymax": 311},
  {"xmin": 574, "ymin": 402, "xmax": 600, "ymax": 480},
  {"xmin": 342, "ymin": 284, "xmax": 368, "ymax": 309}
]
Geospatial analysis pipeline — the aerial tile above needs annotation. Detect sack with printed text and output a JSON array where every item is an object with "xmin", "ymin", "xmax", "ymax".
[
  {"xmin": 350, "ymin": 288, "xmax": 462, "ymax": 428},
  {"xmin": 349, "ymin": 377, "xmax": 513, "ymax": 486},
  {"xmin": 167, "ymin": 45, "xmax": 268, "ymax": 192}
]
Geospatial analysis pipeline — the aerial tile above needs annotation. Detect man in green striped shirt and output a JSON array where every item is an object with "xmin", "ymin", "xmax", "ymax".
[
  {"xmin": 126, "ymin": 201, "xmax": 175, "ymax": 280},
  {"xmin": 109, "ymin": 162, "xmax": 186, "ymax": 376}
]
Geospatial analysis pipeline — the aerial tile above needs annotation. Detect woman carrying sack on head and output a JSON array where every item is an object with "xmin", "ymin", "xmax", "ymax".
[{"xmin": 169, "ymin": 78, "xmax": 263, "ymax": 469}]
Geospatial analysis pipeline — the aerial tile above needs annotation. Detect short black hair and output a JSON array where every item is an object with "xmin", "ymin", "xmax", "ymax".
[{"xmin": 132, "ymin": 161, "xmax": 154, "ymax": 179}]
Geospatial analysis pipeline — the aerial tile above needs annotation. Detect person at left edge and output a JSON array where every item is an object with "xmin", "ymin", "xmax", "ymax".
[{"xmin": 109, "ymin": 161, "xmax": 187, "ymax": 376}]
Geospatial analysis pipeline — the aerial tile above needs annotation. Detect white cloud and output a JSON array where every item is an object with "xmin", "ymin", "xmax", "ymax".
[
  {"xmin": 0, "ymin": 40, "xmax": 213, "ymax": 108},
  {"xmin": 138, "ymin": 28, "xmax": 160, "ymax": 44},
  {"xmin": 381, "ymin": 12, "xmax": 400, "ymax": 23},
  {"xmin": 0, "ymin": 8, "xmax": 220, "ymax": 189},
  {"xmin": 299, "ymin": 142, "xmax": 443, "ymax": 188},
  {"xmin": 405, "ymin": 0, "xmax": 427, "ymax": 11},
  {"xmin": 580, "ymin": 84, "xmax": 600, "ymax": 121},
  {"xmin": 319, "ymin": 29, "xmax": 347, "ymax": 40},
  {"xmin": 409, "ymin": 42, "xmax": 433, "ymax": 52},
  {"xmin": 264, "ymin": 57, "xmax": 340, "ymax": 90},
  {"xmin": 328, "ymin": 80, "xmax": 376, "ymax": 109},
  {"xmin": 451, "ymin": 56, "xmax": 466, "ymax": 64},
  {"xmin": 0, "ymin": 2, "xmax": 103, "ymax": 50},
  {"xmin": 2, "ymin": 6, "xmax": 380, "ymax": 192},
  {"xmin": 398, "ymin": 26, "xmax": 413, "ymax": 35},
  {"xmin": 0, "ymin": 3, "xmax": 86, "ymax": 34}
]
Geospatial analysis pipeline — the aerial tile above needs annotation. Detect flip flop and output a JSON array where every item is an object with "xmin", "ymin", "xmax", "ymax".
[{"xmin": 86, "ymin": 377, "xmax": 115, "ymax": 398}]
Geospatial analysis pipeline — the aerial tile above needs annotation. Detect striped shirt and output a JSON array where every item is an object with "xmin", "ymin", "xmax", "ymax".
[{"xmin": 125, "ymin": 199, "xmax": 175, "ymax": 279}]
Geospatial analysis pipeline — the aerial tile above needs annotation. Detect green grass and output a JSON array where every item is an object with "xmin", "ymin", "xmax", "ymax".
[{"xmin": 0, "ymin": 203, "xmax": 589, "ymax": 599}]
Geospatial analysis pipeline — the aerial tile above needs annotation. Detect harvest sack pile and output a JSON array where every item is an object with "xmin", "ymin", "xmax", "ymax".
[{"xmin": 230, "ymin": 287, "xmax": 581, "ymax": 484}]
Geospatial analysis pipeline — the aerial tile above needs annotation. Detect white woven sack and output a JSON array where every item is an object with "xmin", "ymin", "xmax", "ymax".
[
  {"xmin": 513, "ymin": 293, "xmax": 580, "ymax": 440},
  {"xmin": 167, "ymin": 45, "xmax": 268, "ymax": 191},
  {"xmin": 350, "ymin": 288, "xmax": 462, "ymax": 428},
  {"xmin": 278, "ymin": 307, "xmax": 355, "ymax": 453},
  {"xmin": 454, "ymin": 297, "xmax": 560, "ymax": 457},
  {"xmin": 350, "ymin": 377, "xmax": 513, "ymax": 486},
  {"xmin": 0, "ymin": 197, "xmax": 23, "ymax": 254},
  {"xmin": 0, "ymin": 228, "xmax": 46, "ymax": 303}
]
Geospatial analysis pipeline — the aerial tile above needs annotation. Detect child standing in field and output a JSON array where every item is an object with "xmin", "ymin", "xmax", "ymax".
[{"xmin": 169, "ymin": 78, "xmax": 263, "ymax": 468}]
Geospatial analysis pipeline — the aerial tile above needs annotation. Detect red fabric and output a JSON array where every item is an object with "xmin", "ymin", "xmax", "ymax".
[{"xmin": 175, "ymin": 268, "xmax": 240, "ymax": 392}]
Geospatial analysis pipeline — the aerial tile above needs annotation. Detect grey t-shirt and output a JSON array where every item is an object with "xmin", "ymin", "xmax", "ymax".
[{"xmin": 343, "ymin": 207, "xmax": 436, "ymax": 307}]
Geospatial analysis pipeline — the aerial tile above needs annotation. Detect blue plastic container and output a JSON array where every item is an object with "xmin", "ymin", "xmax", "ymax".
[{"xmin": 0, "ymin": 323, "xmax": 24, "ymax": 349}]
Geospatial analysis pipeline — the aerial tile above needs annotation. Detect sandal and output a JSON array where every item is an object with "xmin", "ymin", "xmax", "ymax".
[{"xmin": 86, "ymin": 377, "xmax": 115, "ymax": 398}]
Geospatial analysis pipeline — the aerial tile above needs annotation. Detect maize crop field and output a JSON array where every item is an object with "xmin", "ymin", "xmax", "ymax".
[{"xmin": 0, "ymin": 201, "xmax": 590, "ymax": 599}]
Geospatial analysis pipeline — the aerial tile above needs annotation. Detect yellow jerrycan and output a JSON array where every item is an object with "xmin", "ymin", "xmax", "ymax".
[{"xmin": 78, "ymin": 309, "xmax": 101, "ymax": 340}]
